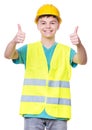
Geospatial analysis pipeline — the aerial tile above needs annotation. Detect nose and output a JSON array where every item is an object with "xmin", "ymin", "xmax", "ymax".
[{"xmin": 46, "ymin": 23, "xmax": 51, "ymax": 28}]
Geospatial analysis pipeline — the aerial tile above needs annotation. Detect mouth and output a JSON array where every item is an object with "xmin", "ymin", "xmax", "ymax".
[{"xmin": 44, "ymin": 30, "xmax": 53, "ymax": 33}]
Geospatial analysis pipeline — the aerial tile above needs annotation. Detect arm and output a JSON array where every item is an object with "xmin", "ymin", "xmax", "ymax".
[
  {"xmin": 70, "ymin": 26, "xmax": 87, "ymax": 65},
  {"xmin": 4, "ymin": 24, "xmax": 25, "ymax": 59}
]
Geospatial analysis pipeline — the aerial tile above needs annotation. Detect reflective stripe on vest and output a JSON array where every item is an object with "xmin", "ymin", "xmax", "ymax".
[
  {"xmin": 23, "ymin": 78, "xmax": 70, "ymax": 88},
  {"xmin": 24, "ymin": 79, "xmax": 46, "ymax": 86},
  {"xmin": 21, "ymin": 95, "xmax": 71, "ymax": 105},
  {"xmin": 21, "ymin": 95, "xmax": 45, "ymax": 102}
]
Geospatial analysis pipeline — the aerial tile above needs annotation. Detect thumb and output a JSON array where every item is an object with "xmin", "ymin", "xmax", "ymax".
[
  {"xmin": 74, "ymin": 26, "xmax": 78, "ymax": 34},
  {"xmin": 17, "ymin": 24, "xmax": 22, "ymax": 32}
]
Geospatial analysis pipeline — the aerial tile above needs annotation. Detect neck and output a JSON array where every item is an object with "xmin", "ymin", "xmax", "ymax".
[{"xmin": 41, "ymin": 37, "xmax": 55, "ymax": 48}]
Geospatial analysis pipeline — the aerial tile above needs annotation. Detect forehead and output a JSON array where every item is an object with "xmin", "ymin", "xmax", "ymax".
[{"xmin": 38, "ymin": 15, "xmax": 58, "ymax": 22}]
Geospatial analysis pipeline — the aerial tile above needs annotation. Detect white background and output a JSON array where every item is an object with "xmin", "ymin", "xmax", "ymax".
[{"xmin": 0, "ymin": 0, "xmax": 91, "ymax": 130}]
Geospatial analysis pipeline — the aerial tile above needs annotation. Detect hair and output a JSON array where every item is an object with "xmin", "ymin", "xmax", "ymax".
[{"xmin": 38, "ymin": 14, "xmax": 59, "ymax": 22}]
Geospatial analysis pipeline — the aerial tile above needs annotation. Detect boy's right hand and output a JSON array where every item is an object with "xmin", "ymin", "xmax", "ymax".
[{"xmin": 13, "ymin": 24, "xmax": 25, "ymax": 44}]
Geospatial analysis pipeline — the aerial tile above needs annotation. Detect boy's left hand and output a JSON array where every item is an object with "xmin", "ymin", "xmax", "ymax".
[{"xmin": 70, "ymin": 26, "xmax": 81, "ymax": 45}]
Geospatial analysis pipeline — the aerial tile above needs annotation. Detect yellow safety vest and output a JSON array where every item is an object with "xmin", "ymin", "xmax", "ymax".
[{"xmin": 20, "ymin": 41, "xmax": 72, "ymax": 119}]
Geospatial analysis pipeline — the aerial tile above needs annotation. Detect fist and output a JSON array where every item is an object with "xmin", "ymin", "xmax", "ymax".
[
  {"xmin": 13, "ymin": 24, "xmax": 25, "ymax": 44},
  {"xmin": 70, "ymin": 26, "xmax": 81, "ymax": 45}
]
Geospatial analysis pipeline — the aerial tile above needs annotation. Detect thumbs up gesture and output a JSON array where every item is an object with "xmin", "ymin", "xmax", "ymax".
[
  {"xmin": 13, "ymin": 24, "xmax": 25, "ymax": 44},
  {"xmin": 70, "ymin": 26, "xmax": 81, "ymax": 45}
]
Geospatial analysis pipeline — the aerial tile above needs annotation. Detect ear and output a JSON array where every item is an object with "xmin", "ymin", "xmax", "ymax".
[
  {"xmin": 37, "ymin": 23, "xmax": 40, "ymax": 30},
  {"xmin": 57, "ymin": 23, "xmax": 60, "ymax": 30}
]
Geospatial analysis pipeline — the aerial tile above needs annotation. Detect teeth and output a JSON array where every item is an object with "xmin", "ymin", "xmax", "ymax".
[{"xmin": 44, "ymin": 30, "xmax": 52, "ymax": 32}]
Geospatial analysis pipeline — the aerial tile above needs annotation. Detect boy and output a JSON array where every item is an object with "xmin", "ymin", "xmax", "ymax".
[{"xmin": 4, "ymin": 4, "xmax": 87, "ymax": 130}]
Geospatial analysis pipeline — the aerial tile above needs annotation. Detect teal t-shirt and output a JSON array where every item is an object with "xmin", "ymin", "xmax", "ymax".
[{"xmin": 13, "ymin": 42, "xmax": 77, "ymax": 120}]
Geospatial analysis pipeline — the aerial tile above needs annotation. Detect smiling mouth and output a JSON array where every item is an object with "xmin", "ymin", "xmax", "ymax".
[{"xmin": 44, "ymin": 30, "xmax": 53, "ymax": 33}]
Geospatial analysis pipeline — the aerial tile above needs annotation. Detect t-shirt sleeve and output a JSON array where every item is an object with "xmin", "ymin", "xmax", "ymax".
[
  {"xmin": 70, "ymin": 48, "xmax": 78, "ymax": 68},
  {"xmin": 12, "ymin": 45, "xmax": 27, "ymax": 66}
]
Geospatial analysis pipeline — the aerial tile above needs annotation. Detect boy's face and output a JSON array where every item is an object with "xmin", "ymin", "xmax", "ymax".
[{"xmin": 37, "ymin": 16, "xmax": 60, "ymax": 39}]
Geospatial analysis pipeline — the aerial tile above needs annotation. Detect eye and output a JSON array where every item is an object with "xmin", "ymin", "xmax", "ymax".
[
  {"xmin": 41, "ymin": 22, "xmax": 46, "ymax": 25},
  {"xmin": 51, "ymin": 22, "xmax": 56, "ymax": 24}
]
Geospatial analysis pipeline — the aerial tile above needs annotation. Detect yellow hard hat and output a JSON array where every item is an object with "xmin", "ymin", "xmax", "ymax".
[{"xmin": 34, "ymin": 4, "xmax": 62, "ymax": 24}]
